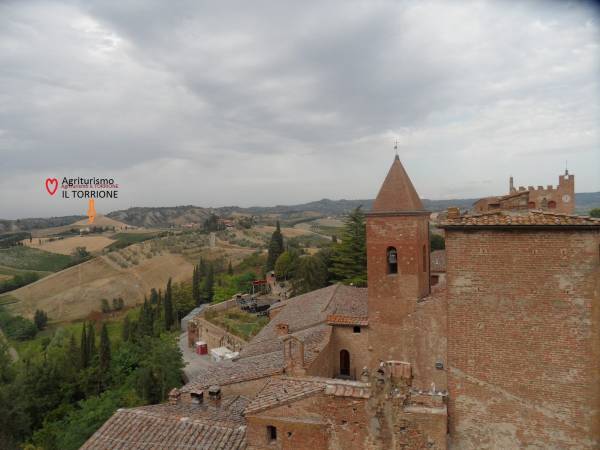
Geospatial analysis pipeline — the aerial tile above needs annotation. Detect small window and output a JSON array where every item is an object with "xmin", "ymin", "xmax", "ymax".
[
  {"xmin": 528, "ymin": 201, "xmax": 536, "ymax": 209},
  {"xmin": 387, "ymin": 247, "xmax": 398, "ymax": 274},
  {"xmin": 267, "ymin": 425, "xmax": 277, "ymax": 442},
  {"xmin": 353, "ymin": 326, "xmax": 361, "ymax": 333},
  {"xmin": 548, "ymin": 200, "xmax": 556, "ymax": 209},
  {"xmin": 190, "ymin": 392, "xmax": 203, "ymax": 405}
]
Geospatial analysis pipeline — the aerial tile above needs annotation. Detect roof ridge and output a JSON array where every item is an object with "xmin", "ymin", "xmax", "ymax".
[{"xmin": 321, "ymin": 283, "xmax": 341, "ymax": 313}]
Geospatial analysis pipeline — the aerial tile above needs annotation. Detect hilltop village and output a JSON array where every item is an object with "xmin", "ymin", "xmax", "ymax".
[{"xmin": 82, "ymin": 156, "xmax": 600, "ymax": 449}]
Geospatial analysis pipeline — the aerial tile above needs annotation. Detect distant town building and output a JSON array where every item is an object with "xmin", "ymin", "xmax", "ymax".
[{"xmin": 473, "ymin": 169, "xmax": 575, "ymax": 214}]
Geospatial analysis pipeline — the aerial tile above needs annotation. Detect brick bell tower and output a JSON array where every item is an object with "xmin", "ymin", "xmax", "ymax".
[{"xmin": 367, "ymin": 154, "xmax": 430, "ymax": 366}]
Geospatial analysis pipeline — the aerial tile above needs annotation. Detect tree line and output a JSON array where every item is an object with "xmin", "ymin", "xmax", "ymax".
[{"xmin": 0, "ymin": 284, "xmax": 184, "ymax": 449}]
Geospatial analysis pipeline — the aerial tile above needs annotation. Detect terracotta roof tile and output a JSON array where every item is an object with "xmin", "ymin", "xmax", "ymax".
[
  {"xmin": 440, "ymin": 210, "xmax": 600, "ymax": 228},
  {"xmin": 81, "ymin": 397, "xmax": 248, "ymax": 450}
]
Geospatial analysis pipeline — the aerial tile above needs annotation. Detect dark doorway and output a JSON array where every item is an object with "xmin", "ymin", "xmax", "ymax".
[{"xmin": 340, "ymin": 350, "xmax": 350, "ymax": 377}]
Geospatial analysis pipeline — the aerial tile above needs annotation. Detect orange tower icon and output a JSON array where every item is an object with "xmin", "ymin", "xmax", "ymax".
[{"xmin": 87, "ymin": 198, "xmax": 96, "ymax": 224}]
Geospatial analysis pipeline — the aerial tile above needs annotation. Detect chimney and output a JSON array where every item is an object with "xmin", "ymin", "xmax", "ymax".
[
  {"xmin": 168, "ymin": 388, "xmax": 181, "ymax": 405},
  {"xmin": 276, "ymin": 323, "xmax": 289, "ymax": 336},
  {"xmin": 446, "ymin": 207, "xmax": 460, "ymax": 219},
  {"xmin": 208, "ymin": 385, "xmax": 221, "ymax": 405}
]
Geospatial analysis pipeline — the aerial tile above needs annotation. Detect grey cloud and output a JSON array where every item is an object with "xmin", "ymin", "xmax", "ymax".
[{"xmin": 0, "ymin": 0, "xmax": 598, "ymax": 218}]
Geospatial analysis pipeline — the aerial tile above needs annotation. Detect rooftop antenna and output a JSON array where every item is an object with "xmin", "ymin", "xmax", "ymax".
[{"xmin": 565, "ymin": 159, "xmax": 569, "ymax": 176}]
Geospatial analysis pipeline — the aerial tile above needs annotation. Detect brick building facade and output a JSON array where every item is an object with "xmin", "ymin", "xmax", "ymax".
[{"xmin": 84, "ymin": 157, "xmax": 600, "ymax": 449}]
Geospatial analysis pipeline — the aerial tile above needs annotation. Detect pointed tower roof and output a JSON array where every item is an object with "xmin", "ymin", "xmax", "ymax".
[{"xmin": 371, "ymin": 155, "xmax": 425, "ymax": 213}]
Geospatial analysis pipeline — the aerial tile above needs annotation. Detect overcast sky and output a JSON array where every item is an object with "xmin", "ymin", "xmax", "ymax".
[{"xmin": 0, "ymin": 0, "xmax": 598, "ymax": 219}]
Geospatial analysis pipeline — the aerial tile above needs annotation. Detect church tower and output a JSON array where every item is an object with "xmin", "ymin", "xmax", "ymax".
[{"xmin": 367, "ymin": 155, "xmax": 430, "ymax": 365}]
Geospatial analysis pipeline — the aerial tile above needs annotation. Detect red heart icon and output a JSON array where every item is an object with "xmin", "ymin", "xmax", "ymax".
[{"xmin": 45, "ymin": 178, "xmax": 58, "ymax": 196}]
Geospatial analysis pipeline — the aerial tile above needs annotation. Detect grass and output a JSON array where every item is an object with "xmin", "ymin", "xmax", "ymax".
[
  {"xmin": 0, "ymin": 246, "xmax": 75, "ymax": 272},
  {"xmin": 106, "ymin": 232, "xmax": 161, "ymax": 251},
  {"xmin": 0, "ymin": 265, "xmax": 52, "ymax": 277},
  {"xmin": 204, "ymin": 308, "xmax": 268, "ymax": 341}
]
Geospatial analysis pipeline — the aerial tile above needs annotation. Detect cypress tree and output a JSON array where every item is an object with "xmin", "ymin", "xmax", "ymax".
[
  {"xmin": 122, "ymin": 315, "xmax": 131, "ymax": 342},
  {"xmin": 203, "ymin": 264, "xmax": 214, "ymax": 303},
  {"xmin": 99, "ymin": 323, "xmax": 111, "ymax": 383},
  {"xmin": 192, "ymin": 265, "xmax": 200, "ymax": 305},
  {"xmin": 164, "ymin": 278, "xmax": 174, "ymax": 330},
  {"xmin": 68, "ymin": 332, "xmax": 80, "ymax": 373},
  {"xmin": 329, "ymin": 207, "xmax": 367, "ymax": 286},
  {"xmin": 266, "ymin": 221, "xmax": 284, "ymax": 271},
  {"xmin": 149, "ymin": 288, "xmax": 159, "ymax": 305},
  {"xmin": 80, "ymin": 323, "xmax": 88, "ymax": 368},
  {"xmin": 87, "ymin": 322, "xmax": 96, "ymax": 362},
  {"xmin": 227, "ymin": 260, "xmax": 233, "ymax": 275}
]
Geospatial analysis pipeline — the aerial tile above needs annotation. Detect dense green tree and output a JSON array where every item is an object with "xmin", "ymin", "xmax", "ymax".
[
  {"xmin": 590, "ymin": 208, "xmax": 600, "ymax": 218},
  {"xmin": 292, "ymin": 255, "xmax": 328, "ymax": 295},
  {"xmin": 274, "ymin": 250, "xmax": 299, "ymax": 281},
  {"xmin": 329, "ymin": 207, "xmax": 367, "ymax": 286},
  {"xmin": 430, "ymin": 233, "xmax": 445, "ymax": 251},
  {"xmin": 266, "ymin": 221, "xmax": 284, "ymax": 271}
]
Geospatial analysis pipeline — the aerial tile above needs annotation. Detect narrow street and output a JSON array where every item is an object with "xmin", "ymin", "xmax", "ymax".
[{"xmin": 178, "ymin": 332, "xmax": 221, "ymax": 381}]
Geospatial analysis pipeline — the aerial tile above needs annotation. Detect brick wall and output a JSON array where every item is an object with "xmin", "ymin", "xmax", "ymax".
[
  {"xmin": 328, "ymin": 325, "xmax": 370, "ymax": 380},
  {"xmin": 188, "ymin": 316, "xmax": 247, "ymax": 352},
  {"xmin": 446, "ymin": 228, "xmax": 600, "ymax": 448}
]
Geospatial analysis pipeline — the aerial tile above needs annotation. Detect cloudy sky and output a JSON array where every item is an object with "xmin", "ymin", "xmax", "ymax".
[{"xmin": 0, "ymin": 0, "xmax": 598, "ymax": 219}]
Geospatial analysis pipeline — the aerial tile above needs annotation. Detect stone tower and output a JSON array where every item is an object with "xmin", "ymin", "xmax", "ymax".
[{"xmin": 367, "ymin": 155, "xmax": 430, "ymax": 365}]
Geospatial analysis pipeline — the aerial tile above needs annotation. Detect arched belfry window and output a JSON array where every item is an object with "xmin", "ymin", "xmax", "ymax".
[{"xmin": 387, "ymin": 247, "xmax": 398, "ymax": 274}]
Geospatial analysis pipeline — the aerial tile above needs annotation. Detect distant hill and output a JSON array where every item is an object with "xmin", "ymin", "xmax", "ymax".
[
  {"xmin": 4, "ymin": 192, "xmax": 599, "ymax": 231},
  {"xmin": 107, "ymin": 205, "xmax": 213, "ymax": 228},
  {"xmin": 0, "ymin": 215, "xmax": 85, "ymax": 233}
]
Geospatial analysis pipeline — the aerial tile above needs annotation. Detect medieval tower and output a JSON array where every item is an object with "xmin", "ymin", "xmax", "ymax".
[{"xmin": 366, "ymin": 155, "xmax": 430, "ymax": 365}]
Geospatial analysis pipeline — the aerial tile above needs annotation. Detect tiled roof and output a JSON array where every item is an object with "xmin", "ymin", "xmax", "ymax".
[
  {"xmin": 244, "ymin": 377, "xmax": 326, "ymax": 414},
  {"xmin": 240, "ymin": 284, "xmax": 367, "ymax": 359},
  {"xmin": 181, "ymin": 351, "xmax": 283, "ymax": 394},
  {"xmin": 81, "ymin": 397, "xmax": 248, "ymax": 450},
  {"xmin": 326, "ymin": 314, "xmax": 368, "ymax": 326},
  {"xmin": 440, "ymin": 210, "xmax": 600, "ymax": 228},
  {"xmin": 430, "ymin": 250, "xmax": 446, "ymax": 273}
]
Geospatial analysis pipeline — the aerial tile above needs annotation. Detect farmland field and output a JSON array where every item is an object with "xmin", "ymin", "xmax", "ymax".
[
  {"xmin": 0, "ymin": 246, "xmax": 75, "ymax": 272},
  {"xmin": 23, "ymin": 235, "xmax": 115, "ymax": 255}
]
